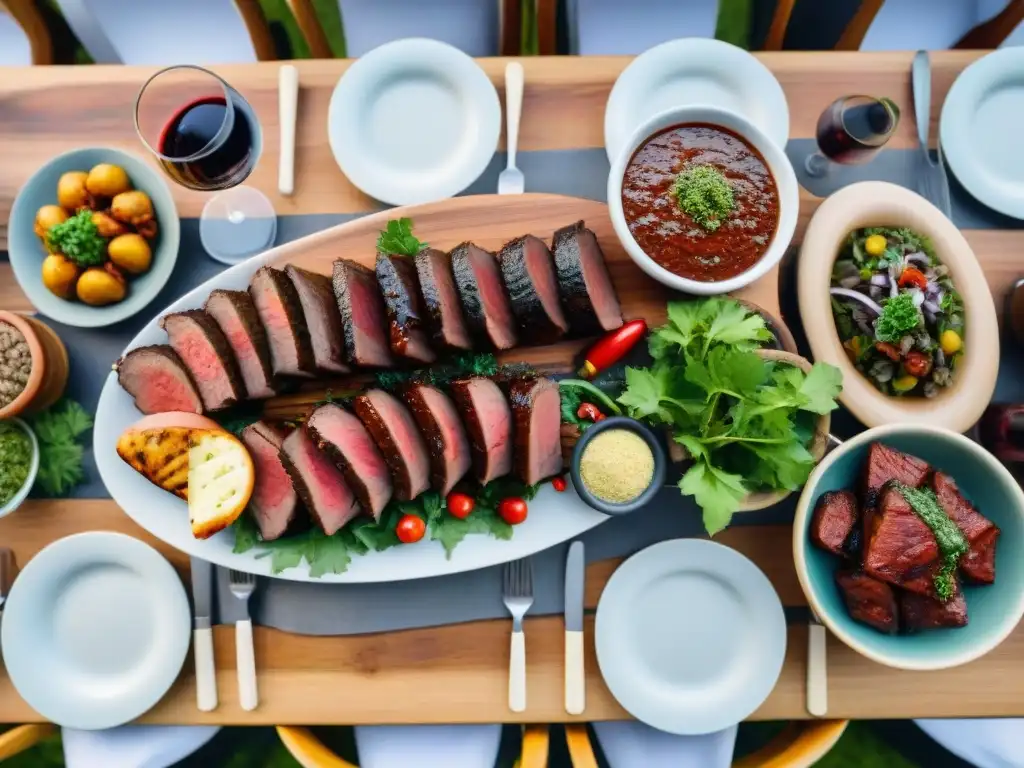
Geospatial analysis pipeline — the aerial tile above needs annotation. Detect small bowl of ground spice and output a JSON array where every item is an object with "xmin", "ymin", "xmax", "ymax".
[
  {"xmin": 0, "ymin": 311, "xmax": 69, "ymax": 420},
  {"xmin": 571, "ymin": 417, "xmax": 666, "ymax": 515},
  {"xmin": 0, "ymin": 418, "xmax": 39, "ymax": 517}
]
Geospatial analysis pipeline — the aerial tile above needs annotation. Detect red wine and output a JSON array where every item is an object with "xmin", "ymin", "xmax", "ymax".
[
  {"xmin": 158, "ymin": 96, "xmax": 254, "ymax": 190},
  {"xmin": 816, "ymin": 98, "xmax": 896, "ymax": 165}
]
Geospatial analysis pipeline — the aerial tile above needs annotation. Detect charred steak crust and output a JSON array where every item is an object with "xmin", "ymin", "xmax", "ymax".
[
  {"xmin": 305, "ymin": 406, "xmax": 383, "ymax": 514},
  {"xmin": 278, "ymin": 444, "xmax": 330, "ymax": 533},
  {"xmin": 241, "ymin": 422, "xmax": 301, "ymax": 540},
  {"xmin": 204, "ymin": 289, "xmax": 276, "ymax": 397},
  {"xmin": 551, "ymin": 220, "xmax": 622, "ymax": 336},
  {"xmin": 810, "ymin": 490, "xmax": 859, "ymax": 558},
  {"xmin": 498, "ymin": 235, "xmax": 568, "ymax": 345},
  {"xmin": 284, "ymin": 265, "xmax": 350, "ymax": 374},
  {"xmin": 506, "ymin": 376, "xmax": 562, "ymax": 485},
  {"xmin": 250, "ymin": 266, "xmax": 317, "ymax": 376},
  {"xmin": 331, "ymin": 259, "xmax": 394, "ymax": 367},
  {"xmin": 115, "ymin": 344, "xmax": 204, "ymax": 414},
  {"xmin": 375, "ymin": 252, "xmax": 436, "ymax": 363},
  {"xmin": 160, "ymin": 309, "xmax": 246, "ymax": 411},
  {"xmin": 351, "ymin": 392, "xmax": 423, "ymax": 501},
  {"xmin": 415, "ymin": 248, "xmax": 472, "ymax": 352},
  {"xmin": 450, "ymin": 242, "xmax": 518, "ymax": 349},
  {"xmin": 401, "ymin": 382, "xmax": 470, "ymax": 495}
]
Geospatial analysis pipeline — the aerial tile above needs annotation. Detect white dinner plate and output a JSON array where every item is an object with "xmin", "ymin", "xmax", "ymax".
[
  {"xmin": 595, "ymin": 539, "xmax": 786, "ymax": 735},
  {"xmin": 941, "ymin": 47, "xmax": 1024, "ymax": 219},
  {"xmin": 604, "ymin": 38, "xmax": 790, "ymax": 163},
  {"xmin": 1, "ymin": 533, "xmax": 191, "ymax": 730},
  {"xmin": 328, "ymin": 38, "xmax": 501, "ymax": 206}
]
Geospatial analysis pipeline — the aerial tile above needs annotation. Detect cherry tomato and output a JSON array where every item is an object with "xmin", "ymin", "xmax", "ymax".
[
  {"xmin": 874, "ymin": 341, "xmax": 902, "ymax": 361},
  {"xmin": 903, "ymin": 350, "xmax": 933, "ymax": 378},
  {"xmin": 498, "ymin": 497, "xmax": 528, "ymax": 525},
  {"xmin": 447, "ymin": 491, "xmax": 475, "ymax": 519},
  {"xmin": 898, "ymin": 266, "xmax": 928, "ymax": 291},
  {"xmin": 576, "ymin": 402, "xmax": 603, "ymax": 422},
  {"xmin": 396, "ymin": 514, "xmax": 425, "ymax": 543},
  {"xmin": 551, "ymin": 476, "xmax": 567, "ymax": 492}
]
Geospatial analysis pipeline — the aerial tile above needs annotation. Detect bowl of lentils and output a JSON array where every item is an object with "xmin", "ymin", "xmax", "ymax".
[
  {"xmin": 0, "ymin": 311, "xmax": 69, "ymax": 419},
  {"xmin": 0, "ymin": 419, "xmax": 39, "ymax": 517}
]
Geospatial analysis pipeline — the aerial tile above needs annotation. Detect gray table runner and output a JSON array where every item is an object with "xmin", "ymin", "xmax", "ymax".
[{"xmin": 6, "ymin": 144, "xmax": 1024, "ymax": 634}]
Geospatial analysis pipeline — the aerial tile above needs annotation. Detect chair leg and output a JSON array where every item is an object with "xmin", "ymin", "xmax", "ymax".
[{"xmin": 955, "ymin": 0, "xmax": 1024, "ymax": 48}]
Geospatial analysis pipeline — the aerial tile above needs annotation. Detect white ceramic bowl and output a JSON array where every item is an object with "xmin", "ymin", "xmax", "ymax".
[
  {"xmin": 0, "ymin": 418, "xmax": 39, "ymax": 518},
  {"xmin": 607, "ymin": 105, "xmax": 798, "ymax": 296}
]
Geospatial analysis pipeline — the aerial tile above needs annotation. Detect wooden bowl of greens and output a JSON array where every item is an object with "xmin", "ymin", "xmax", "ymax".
[{"xmin": 798, "ymin": 182, "xmax": 997, "ymax": 433}]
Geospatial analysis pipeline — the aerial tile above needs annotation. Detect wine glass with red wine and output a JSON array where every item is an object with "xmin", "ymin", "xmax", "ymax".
[
  {"xmin": 805, "ymin": 95, "xmax": 901, "ymax": 177},
  {"xmin": 134, "ymin": 65, "xmax": 276, "ymax": 264}
]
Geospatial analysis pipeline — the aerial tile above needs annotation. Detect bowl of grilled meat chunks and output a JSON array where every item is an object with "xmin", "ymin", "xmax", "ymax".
[{"xmin": 793, "ymin": 424, "xmax": 1024, "ymax": 670}]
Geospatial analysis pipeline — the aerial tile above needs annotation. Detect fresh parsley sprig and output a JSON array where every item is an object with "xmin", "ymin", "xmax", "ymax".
[
  {"xmin": 28, "ymin": 398, "xmax": 93, "ymax": 496},
  {"xmin": 377, "ymin": 218, "xmax": 427, "ymax": 256}
]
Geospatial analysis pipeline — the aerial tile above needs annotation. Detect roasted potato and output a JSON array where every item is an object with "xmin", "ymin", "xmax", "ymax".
[
  {"xmin": 34, "ymin": 205, "xmax": 68, "ymax": 240},
  {"xmin": 57, "ymin": 171, "xmax": 91, "ymax": 210},
  {"xmin": 77, "ymin": 266, "xmax": 126, "ymax": 305},
  {"xmin": 86, "ymin": 163, "xmax": 131, "ymax": 198},
  {"xmin": 41, "ymin": 253, "xmax": 81, "ymax": 299},
  {"xmin": 108, "ymin": 233, "xmax": 152, "ymax": 274},
  {"xmin": 116, "ymin": 426, "xmax": 193, "ymax": 499},
  {"xmin": 111, "ymin": 190, "xmax": 154, "ymax": 228},
  {"xmin": 91, "ymin": 211, "xmax": 128, "ymax": 238}
]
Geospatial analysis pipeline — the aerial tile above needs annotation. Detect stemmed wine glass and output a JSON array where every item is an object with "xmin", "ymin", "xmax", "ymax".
[
  {"xmin": 805, "ymin": 95, "xmax": 901, "ymax": 177},
  {"xmin": 134, "ymin": 65, "xmax": 277, "ymax": 264}
]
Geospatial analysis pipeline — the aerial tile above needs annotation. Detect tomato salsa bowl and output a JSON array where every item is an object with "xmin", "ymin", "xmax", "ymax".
[{"xmin": 607, "ymin": 105, "xmax": 798, "ymax": 295}]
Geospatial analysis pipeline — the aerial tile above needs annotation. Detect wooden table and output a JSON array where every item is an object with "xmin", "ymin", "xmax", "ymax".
[{"xmin": 2, "ymin": 52, "xmax": 1024, "ymax": 725}]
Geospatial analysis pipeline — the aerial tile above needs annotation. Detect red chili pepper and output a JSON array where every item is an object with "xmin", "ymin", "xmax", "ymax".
[
  {"xmin": 578, "ymin": 319, "xmax": 648, "ymax": 379},
  {"xmin": 576, "ymin": 402, "xmax": 602, "ymax": 422},
  {"xmin": 898, "ymin": 267, "xmax": 928, "ymax": 290},
  {"xmin": 551, "ymin": 476, "xmax": 567, "ymax": 492}
]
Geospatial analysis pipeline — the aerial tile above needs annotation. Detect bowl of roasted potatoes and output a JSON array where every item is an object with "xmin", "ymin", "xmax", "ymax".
[{"xmin": 9, "ymin": 147, "xmax": 180, "ymax": 328}]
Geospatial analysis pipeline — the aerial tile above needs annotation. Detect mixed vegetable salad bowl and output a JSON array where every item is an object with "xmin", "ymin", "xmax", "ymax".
[{"xmin": 798, "ymin": 182, "xmax": 997, "ymax": 433}]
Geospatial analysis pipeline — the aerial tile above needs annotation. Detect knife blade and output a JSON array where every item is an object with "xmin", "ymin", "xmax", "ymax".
[
  {"xmin": 191, "ymin": 558, "xmax": 218, "ymax": 711},
  {"xmin": 564, "ymin": 541, "xmax": 585, "ymax": 714}
]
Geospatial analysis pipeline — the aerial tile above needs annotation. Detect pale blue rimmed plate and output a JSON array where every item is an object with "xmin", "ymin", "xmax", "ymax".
[
  {"xmin": 1, "ymin": 532, "xmax": 190, "ymax": 729},
  {"xmin": 595, "ymin": 539, "xmax": 786, "ymax": 734}
]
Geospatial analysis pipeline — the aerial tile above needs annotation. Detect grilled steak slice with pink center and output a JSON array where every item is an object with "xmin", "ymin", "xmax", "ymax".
[
  {"xmin": 552, "ymin": 220, "xmax": 623, "ymax": 335},
  {"xmin": 249, "ymin": 266, "xmax": 316, "ymax": 378},
  {"xmin": 376, "ymin": 252, "xmax": 437, "ymax": 364},
  {"xmin": 402, "ymin": 383, "xmax": 471, "ymax": 495},
  {"xmin": 307, "ymin": 403, "xmax": 393, "ymax": 519},
  {"xmin": 450, "ymin": 376, "xmax": 513, "ymax": 484},
  {"xmin": 240, "ymin": 422, "xmax": 302, "ymax": 540},
  {"xmin": 450, "ymin": 242, "xmax": 518, "ymax": 350},
  {"xmin": 116, "ymin": 345, "xmax": 203, "ymax": 415},
  {"xmin": 279, "ymin": 426, "xmax": 361, "ymax": 535},
  {"xmin": 507, "ymin": 376, "xmax": 563, "ymax": 485},
  {"xmin": 160, "ymin": 310, "xmax": 244, "ymax": 412},
  {"xmin": 332, "ymin": 259, "xmax": 395, "ymax": 368},
  {"xmin": 415, "ymin": 248, "xmax": 472, "ymax": 352},
  {"xmin": 498, "ymin": 235, "xmax": 568, "ymax": 345},
  {"xmin": 204, "ymin": 289, "xmax": 276, "ymax": 399},
  {"xmin": 285, "ymin": 265, "xmax": 350, "ymax": 375},
  {"xmin": 353, "ymin": 389, "xmax": 431, "ymax": 501},
  {"xmin": 931, "ymin": 471, "xmax": 1000, "ymax": 584}
]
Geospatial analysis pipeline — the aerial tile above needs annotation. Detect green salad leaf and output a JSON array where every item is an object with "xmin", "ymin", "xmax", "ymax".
[
  {"xmin": 377, "ymin": 217, "xmax": 427, "ymax": 256},
  {"xmin": 29, "ymin": 399, "xmax": 92, "ymax": 496}
]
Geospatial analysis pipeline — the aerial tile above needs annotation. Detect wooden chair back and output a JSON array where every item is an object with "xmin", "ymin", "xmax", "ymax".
[
  {"xmin": 0, "ymin": 0, "xmax": 54, "ymax": 64},
  {"xmin": 837, "ymin": 0, "xmax": 1024, "ymax": 50}
]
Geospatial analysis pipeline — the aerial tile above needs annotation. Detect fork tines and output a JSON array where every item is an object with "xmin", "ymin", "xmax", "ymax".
[{"xmin": 503, "ymin": 558, "xmax": 534, "ymax": 597}]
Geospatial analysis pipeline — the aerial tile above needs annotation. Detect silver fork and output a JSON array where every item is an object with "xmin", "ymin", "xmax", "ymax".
[
  {"xmin": 228, "ymin": 569, "xmax": 259, "ymax": 711},
  {"xmin": 502, "ymin": 557, "xmax": 534, "ymax": 712}
]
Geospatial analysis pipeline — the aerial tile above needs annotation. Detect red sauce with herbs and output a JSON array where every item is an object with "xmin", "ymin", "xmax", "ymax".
[{"xmin": 621, "ymin": 123, "xmax": 780, "ymax": 282}]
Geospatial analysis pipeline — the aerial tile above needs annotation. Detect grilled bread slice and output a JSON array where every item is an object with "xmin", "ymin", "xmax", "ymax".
[
  {"xmin": 188, "ymin": 430, "xmax": 254, "ymax": 539},
  {"xmin": 117, "ymin": 426, "xmax": 194, "ymax": 499}
]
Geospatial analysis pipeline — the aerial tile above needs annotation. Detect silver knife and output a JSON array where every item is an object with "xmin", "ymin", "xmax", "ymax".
[
  {"xmin": 564, "ymin": 541, "xmax": 585, "ymax": 714},
  {"xmin": 912, "ymin": 50, "xmax": 952, "ymax": 218},
  {"xmin": 191, "ymin": 558, "xmax": 218, "ymax": 711}
]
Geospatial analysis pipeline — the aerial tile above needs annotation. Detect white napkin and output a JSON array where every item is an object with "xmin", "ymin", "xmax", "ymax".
[
  {"xmin": 592, "ymin": 721, "xmax": 738, "ymax": 768},
  {"xmin": 354, "ymin": 725, "xmax": 502, "ymax": 768},
  {"xmin": 916, "ymin": 719, "xmax": 1024, "ymax": 768},
  {"xmin": 61, "ymin": 725, "xmax": 220, "ymax": 768}
]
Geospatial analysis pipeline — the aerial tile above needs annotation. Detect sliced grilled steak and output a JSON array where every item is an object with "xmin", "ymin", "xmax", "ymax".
[
  {"xmin": 507, "ymin": 377, "xmax": 563, "ymax": 485},
  {"xmin": 416, "ymin": 248, "xmax": 472, "ymax": 351},
  {"xmin": 835, "ymin": 569, "xmax": 898, "ymax": 634},
  {"xmin": 450, "ymin": 242, "xmax": 518, "ymax": 350},
  {"xmin": 285, "ymin": 265, "xmax": 350, "ymax": 375},
  {"xmin": 810, "ymin": 490, "xmax": 859, "ymax": 558},
  {"xmin": 498, "ymin": 235, "xmax": 568, "ymax": 345},
  {"xmin": 204, "ymin": 290, "xmax": 276, "ymax": 399},
  {"xmin": 240, "ymin": 422, "xmax": 301, "ymax": 540},
  {"xmin": 353, "ymin": 389, "xmax": 431, "ymax": 501},
  {"xmin": 249, "ymin": 266, "xmax": 316, "ymax": 378},
  {"xmin": 332, "ymin": 259, "xmax": 394, "ymax": 368},
  {"xmin": 307, "ymin": 403, "xmax": 393, "ymax": 519},
  {"xmin": 864, "ymin": 485, "xmax": 940, "ymax": 596},
  {"xmin": 116, "ymin": 345, "xmax": 203, "ymax": 415},
  {"xmin": 931, "ymin": 471, "xmax": 1000, "ymax": 584},
  {"xmin": 861, "ymin": 442, "xmax": 930, "ymax": 508},
  {"xmin": 160, "ymin": 310, "xmax": 244, "ymax": 412},
  {"xmin": 450, "ymin": 376, "xmax": 513, "ymax": 484},
  {"xmin": 901, "ymin": 585, "xmax": 969, "ymax": 631},
  {"xmin": 280, "ymin": 426, "xmax": 361, "ymax": 535},
  {"xmin": 551, "ymin": 220, "xmax": 623, "ymax": 335},
  {"xmin": 402, "ymin": 383, "xmax": 471, "ymax": 496},
  {"xmin": 376, "ymin": 252, "xmax": 436, "ymax": 364}
]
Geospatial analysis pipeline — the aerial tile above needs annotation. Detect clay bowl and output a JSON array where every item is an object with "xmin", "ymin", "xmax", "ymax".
[
  {"xmin": 0, "ymin": 311, "xmax": 69, "ymax": 419},
  {"xmin": 798, "ymin": 181, "xmax": 998, "ymax": 433}
]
